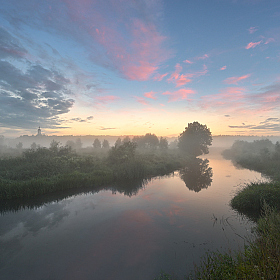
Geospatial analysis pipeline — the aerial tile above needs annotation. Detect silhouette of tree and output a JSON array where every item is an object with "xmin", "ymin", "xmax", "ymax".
[
  {"xmin": 49, "ymin": 140, "xmax": 60, "ymax": 153},
  {"xmin": 132, "ymin": 133, "xmax": 159, "ymax": 149},
  {"xmin": 16, "ymin": 142, "xmax": 23, "ymax": 150},
  {"xmin": 274, "ymin": 141, "xmax": 280, "ymax": 160},
  {"xmin": 178, "ymin": 122, "xmax": 212, "ymax": 157},
  {"xmin": 108, "ymin": 141, "xmax": 137, "ymax": 164},
  {"xmin": 65, "ymin": 140, "xmax": 76, "ymax": 150},
  {"xmin": 93, "ymin": 138, "xmax": 101, "ymax": 149},
  {"xmin": 122, "ymin": 136, "xmax": 131, "ymax": 144},
  {"xmin": 180, "ymin": 158, "xmax": 213, "ymax": 192},
  {"xmin": 30, "ymin": 142, "xmax": 37, "ymax": 150},
  {"xmin": 102, "ymin": 139, "xmax": 110, "ymax": 149},
  {"xmin": 159, "ymin": 137, "xmax": 168, "ymax": 150},
  {"xmin": 114, "ymin": 138, "xmax": 122, "ymax": 147}
]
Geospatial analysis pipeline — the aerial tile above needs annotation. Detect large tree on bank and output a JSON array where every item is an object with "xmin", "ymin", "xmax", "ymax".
[{"xmin": 178, "ymin": 122, "xmax": 212, "ymax": 157}]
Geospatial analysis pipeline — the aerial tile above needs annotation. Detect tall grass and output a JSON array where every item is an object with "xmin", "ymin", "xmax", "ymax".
[
  {"xmin": 230, "ymin": 181, "xmax": 280, "ymax": 220},
  {"xmin": 191, "ymin": 204, "xmax": 280, "ymax": 279}
]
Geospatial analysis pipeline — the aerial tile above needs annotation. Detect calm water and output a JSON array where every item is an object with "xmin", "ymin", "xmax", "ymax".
[{"xmin": 0, "ymin": 150, "xmax": 267, "ymax": 280}]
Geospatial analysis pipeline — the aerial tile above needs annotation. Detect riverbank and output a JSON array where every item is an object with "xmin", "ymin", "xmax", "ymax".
[{"xmin": 0, "ymin": 144, "xmax": 186, "ymax": 200}]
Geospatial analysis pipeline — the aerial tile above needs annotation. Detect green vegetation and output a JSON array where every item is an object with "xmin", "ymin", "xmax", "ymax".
[
  {"xmin": 178, "ymin": 122, "xmax": 212, "ymax": 157},
  {"xmin": 0, "ymin": 123, "xmax": 213, "ymax": 201},
  {"xmin": 231, "ymin": 181, "xmax": 280, "ymax": 220},
  {"xmin": 190, "ymin": 205, "xmax": 280, "ymax": 280},
  {"xmin": 0, "ymin": 141, "xmax": 184, "ymax": 200},
  {"xmin": 222, "ymin": 139, "xmax": 280, "ymax": 217}
]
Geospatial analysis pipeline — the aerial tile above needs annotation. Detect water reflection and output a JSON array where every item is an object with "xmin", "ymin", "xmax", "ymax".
[
  {"xmin": 179, "ymin": 158, "xmax": 213, "ymax": 192},
  {"xmin": 0, "ymin": 178, "xmax": 151, "ymax": 214}
]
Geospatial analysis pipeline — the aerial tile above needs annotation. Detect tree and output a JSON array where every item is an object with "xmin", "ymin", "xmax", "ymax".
[
  {"xmin": 108, "ymin": 141, "xmax": 137, "ymax": 164},
  {"xmin": 30, "ymin": 142, "xmax": 37, "ymax": 150},
  {"xmin": 114, "ymin": 138, "xmax": 122, "ymax": 147},
  {"xmin": 122, "ymin": 136, "xmax": 131, "ymax": 144},
  {"xmin": 178, "ymin": 122, "xmax": 212, "ymax": 157},
  {"xmin": 143, "ymin": 133, "xmax": 159, "ymax": 149},
  {"xmin": 16, "ymin": 142, "xmax": 23, "ymax": 150},
  {"xmin": 49, "ymin": 140, "xmax": 60, "ymax": 153},
  {"xmin": 65, "ymin": 140, "xmax": 76, "ymax": 150},
  {"xmin": 132, "ymin": 133, "xmax": 159, "ymax": 149},
  {"xmin": 93, "ymin": 138, "xmax": 101, "ymax": 149},
  {"xmin": 102, "ymin": 139, "xmax": 110, "ymax": 149},
  {"xmin": 159, "ymin": 137, "xmax": 168, "ymax": 150}
]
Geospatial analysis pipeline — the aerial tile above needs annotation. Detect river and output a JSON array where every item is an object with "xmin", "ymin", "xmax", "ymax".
[{"xmin": 0, "ymin": 148, "xmax": 267, "ymax": 280}]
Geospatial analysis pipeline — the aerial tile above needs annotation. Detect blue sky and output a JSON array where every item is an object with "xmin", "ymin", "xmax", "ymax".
[{"xmin": 0, "ymin": 0, "xmax": 280, "ymax": 137}]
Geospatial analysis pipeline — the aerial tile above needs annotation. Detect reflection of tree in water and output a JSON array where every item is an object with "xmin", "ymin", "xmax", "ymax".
[
  {"xmin": 0, "ymin": 179, "xmax": 149, "ymax": 214},
  {"xmin": 180, "ymin": 158, "xmax": 213, "ymax": 192}
]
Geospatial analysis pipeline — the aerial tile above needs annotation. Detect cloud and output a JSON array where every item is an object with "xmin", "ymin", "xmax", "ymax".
[
  {"xmin": 99, "ymin": 126, "xmax": 116, "ymax": 130},
  {"xmin": 252, "ymin": 82, "xmax": 280, "ymax": 112},
  {"xmin": 0, "ymin": 55, "xmax": 74, "ymax": 129},
  {"xmin": 229, "ymin": 118, "xmax": 280, "ymax": 133},
  {"xmin": 153, "ymin": 73, "xmax": 168, "ymax": 81},
  {"xmin": 224, "ymin": 74, "xmax": 251, "ymax": 84},
  {"xmin": 3, "ymin": 0, "xmax": 171, "ymax": 81},
  {"xmin": 264, "ymin": 38, "xmax": 275, "ymax": 44},
  {"xmin": 135, "ymin": 97, "xmax": 149, "ymax": 105},
  {"xmin": 162, "ymin": 88, "xmax": 196, "ymax": 102},
  {"xmin": 144, "ymin": 91, "xmax": 157, "ymax": 100},
  {"xmin": 248, "ymin": 26, "xmax": 258, "ymax": 34},
  {"xmin": 70, "ymin": 116, "xmax": 93, "ymax": 123},
  {"xmin": 0, "ymin": 27, "xmax": 27, "ymax": 59},
  {"xmin": 220, "ymin": 66, "xmax": 227, "ymax": 71},
  {"xmin": 183, "ymin": 60, "xmax": 193, "ymax": 64},
  {"xmin": 167, "ymin": 64, "xmax": 207, "ymax": 87},
  {"xmin": 245, "ymin": 41, "xmax": 262, "ymax": 49},
  {"xmin": 199, "ymin": 81, "xmax": 280, "ymax": 118},
  {"xmin": 197, "ymin": 54, "xmax": 209, "ymax": 60},
  {"xmin": 199, "ymin": 87, "xmax": 246, "ymax": 111},
  {"xmin": 95, "ymin": 95, "xmax": 120, "ymax": 104}
]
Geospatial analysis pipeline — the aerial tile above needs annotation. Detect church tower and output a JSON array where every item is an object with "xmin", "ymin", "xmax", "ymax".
[{"xmin": 37, "ymin": 126, "xmax": 42, "ymax": 136}]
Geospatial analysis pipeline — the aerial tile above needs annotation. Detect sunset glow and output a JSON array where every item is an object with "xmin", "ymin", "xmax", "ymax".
[{"xmin": 0, "ymin": 0, "xmax": 280, "ymax": 137}]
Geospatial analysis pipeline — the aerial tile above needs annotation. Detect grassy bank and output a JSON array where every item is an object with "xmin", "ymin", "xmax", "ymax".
[
  {"xmin": 0, "ymin": 143, "xmax": 185, "ymax": 200},
  {"xmin": 190, "ymin": 205, "xmax": 280, "ymax": 280}
]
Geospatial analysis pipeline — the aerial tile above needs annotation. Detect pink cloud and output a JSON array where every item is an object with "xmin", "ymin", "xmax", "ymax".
[
  {"xmin": 183, "ymin": 59, "xmax": 193, "ymax": 64},
  {"xmin": 220, "ymin": 66, "xmax": 227, "ymax": 71},
  {"xmin": 248, "ymin": 27, "xmax": 258, "ymax": 34},
  {"xmin": 162, "ymin": 88, "xmax": 196, "ymax": 102},
  {"xmin": 167, "ymin": 64, "xmax": 207, "ymax": 87},
  {"xmin": 224, "ymin": 74, "xmax": 251, "ymax": 85},
  {"xmin": 265, "ymin": 38, "xmax": 275, "ymax": 44},
  {"xmin": 197, "ymin": 54, "xmax": 209, "ymax": 60},
  {"xmin": 144, "ymin": 91, "xmax": 157, "ymax": 100},
  {"xmin": 95, "ymin": 95, "xmax": 120, "ymax": 104},
  {"xmin": 175, "ymin": 75, "xmax": 192, "ymax": 87},
  {"xmin": 153, "ymin": 73, "xmax": 168, "ymax": 81},
  {"xmin": 245, "ymin": 41, "xmax": 262, "ymax": 49},
  {"xmin": 61, "ymin": 0, "xmax": 171, "ymax": 81},
  {"xmin": 199, "ymin": 87, "xmax": 246, "ymax": 111},
  {"xmin": 135, "ymin": 97, "xmax": 149, "ymax": 105}
]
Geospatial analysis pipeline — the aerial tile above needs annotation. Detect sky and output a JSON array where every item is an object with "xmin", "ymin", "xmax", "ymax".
[{"xmin": 0, "ymin": 0, "xmax": 280, "ymax": 138}]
